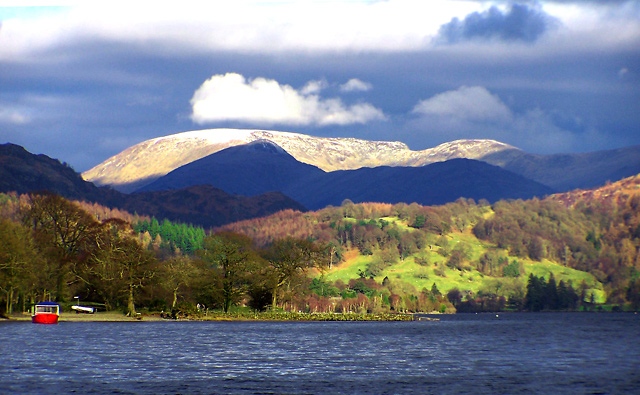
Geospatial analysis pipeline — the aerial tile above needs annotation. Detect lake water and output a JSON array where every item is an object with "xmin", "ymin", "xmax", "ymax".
[{"xmin": 1, "ymin": 313, "xmax": 639, "ymax": 394}]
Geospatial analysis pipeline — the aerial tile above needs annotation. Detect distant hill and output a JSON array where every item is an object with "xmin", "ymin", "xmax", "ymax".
[
  {"xmin": 123, "ymin": 185, "xmax": 306, "ymax": 228},
  {"xmin": 546, "ymin": 173, "xmax": 640, "ymax": 209},
  {"xmin": 283, "ymin": 158, "xmax": 555, "ymax": 210},
  {"xmin": 139, "ymin": 140, "xmax": 325, "ymax": 195},
  {"xmin": 141, "ymin": 141, "xmax": 554, "ymax": 210},
  {"xmin": 82, "ymin": 128, "xmax": 640, "ymax": 193},
  {"xmin": 0, "ymin": 143, "xmax": 305, "ymax": 227},
  {"xmin": 0, "ymin": 143, "xmax": 115, "ymax": 203},
  {"xmin": 480, "ymin": 145, "xmax": 640, "ymax": 191}
]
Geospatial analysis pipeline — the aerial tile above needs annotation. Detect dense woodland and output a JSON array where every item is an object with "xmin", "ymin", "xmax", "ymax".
[
  {"xmin": 1, "ymin": 175, "xmax": 639, "ymax": 317},
  {"xmin": 217, "ymin": 175, "xmax": 640, "ymax": 311}
]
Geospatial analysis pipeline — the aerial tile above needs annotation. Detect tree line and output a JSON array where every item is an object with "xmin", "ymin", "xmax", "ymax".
[
  {"xmin": 445, "ymin": 273, "xmax": 584, "ymax": 313},
  {"xmin": 0, "ymin": 193, "xmax": 456, "ymax": 316},
  {"xmin": 220, "ymin": 191, "xmax": 640, "ymax": 309},
  {"xmin": 133, "ymin": 217, "xmax": 206, "ymax": 256},
  {"xmin": 2, "ymin": 184, "xmax": 640, "ymax": 315},
  {"xmin": 472, "ymin": 196, "xmax": 640, "ymax": 307}
]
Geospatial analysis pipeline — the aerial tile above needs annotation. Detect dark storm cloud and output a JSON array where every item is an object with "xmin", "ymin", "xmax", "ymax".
[
  {"xmin": 2, "ymin": 40, "xmax": 638, "ymax": 170},
  {"xmin": 1, "ymin": 2, "xmax": 639, "ymax": 172},
  {"xmin": 438, "ymin": 3, "xmax": 558, "ymax": 43}
]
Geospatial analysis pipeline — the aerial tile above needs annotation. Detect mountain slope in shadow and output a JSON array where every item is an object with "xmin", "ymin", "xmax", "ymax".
[
  {"xmin": 480, "ymin": 145, "xmax": 640, "ymax": 191},
  {"xmin": 0, "ymin": 143, "xmax": 306, "ymax": 228},
  {"xmin": 141, "ymin": 141, "xmax": 555, "ymax": 210},
  {"xmin": 283, "ymin": 158, "xmax": 555, "ymax": 210},
  {"xmin": 139, "ymin": 140, "xmax": 326, "ymax": 196}
]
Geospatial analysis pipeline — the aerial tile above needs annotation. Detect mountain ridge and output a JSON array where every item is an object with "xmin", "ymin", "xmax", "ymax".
[
  {"xmin": 283, "ymin": 158, "xmax": 555, "ymax": 210},
  {"xmin": 479, "ymin": 145, "xmax": 640, "ymax": 191},
  {"xmin": 82, "ymin": 128, "xmax": 640, "ymax": 194},
  {"xmin": 83, "ymin": 129, "xmax": 516, "ymax": 193},
  {"xmin": 0, "ymin": 143, "xmax": 116, "ymax": 203},
  {"xmin": 0, "ymin": 142, "xmax": 306, "ymax": 228},
  {"xmin": 140, "ymin": 141, "xmax": 555, "ymax": 210}
]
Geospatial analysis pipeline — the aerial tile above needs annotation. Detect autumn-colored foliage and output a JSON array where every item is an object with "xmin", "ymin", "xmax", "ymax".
[{"xmin": 2, "ymin": 174, "xmax": 640, "ymax": 315}]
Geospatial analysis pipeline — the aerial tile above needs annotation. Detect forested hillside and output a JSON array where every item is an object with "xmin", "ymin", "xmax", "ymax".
[
  {"xmin": 1, "ymin": 175, "xmax": 639, "ymax": 317},
  {"xmin": 218, "ymin": 174, "xmax": 640, "ymax": 310}
]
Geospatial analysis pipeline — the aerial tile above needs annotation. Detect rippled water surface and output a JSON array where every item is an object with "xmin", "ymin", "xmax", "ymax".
[{"xmin": 1, "ymin": 313, "xmax": 639, "ymax": 394}]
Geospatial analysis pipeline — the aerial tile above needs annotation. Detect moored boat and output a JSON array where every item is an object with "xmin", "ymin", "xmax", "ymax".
[
  {"xmin": 71, "ymin": 305, "xmax": 95, "ymax": 314},
  {"xmin": 32, "ymin": 302, "xmax": 60, "ymax": 324}
]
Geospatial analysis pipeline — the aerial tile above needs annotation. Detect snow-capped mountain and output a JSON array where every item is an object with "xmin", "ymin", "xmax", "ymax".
[
  {"xmin": 82, "ymin": 129, "xmax": 516, "ymax": 193},
  {"xmin": 82, "ymin": 128, "xmax": 640, "ymax": 195}
]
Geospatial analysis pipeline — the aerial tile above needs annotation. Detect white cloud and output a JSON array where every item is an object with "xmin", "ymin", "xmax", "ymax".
[
  {"xmin": 0, "ymin": 1, "xmax": 485, "ymax": 60},
  {"xmin": 618, "ymin": 67, "xmax": 629, "ymax": 79},
  {"xmin": 1, "ymin": 1, "xmax": 638, "ymax": 61},
  {"xmin": 340, "ymin": 78, "xmax": 373, "ymax": 92},
  {"xmin": 0, "ymin": 107, "xmax": 30, "ymax": 125},
  {"xmin": 543, "ymin": 2, "xmax": 640, "ymax": 50},
  {"xmin": 301, "ymin": 79, "xmax": 328, "ymax": 95},
  {"xmin": 412, "ymin": 86, "xmax": 512, "ymax": 123},
  {"xmin": 190, "ymin": 73, "xmax": 386, "ymax": 126},
  {"xmin": 408, "ymin": 85, "xmax": 611, "ymax": 154}
]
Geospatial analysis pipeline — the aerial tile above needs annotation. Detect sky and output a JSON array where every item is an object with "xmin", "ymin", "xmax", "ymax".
[{"xmin": 0, "ymin": 0, "xmax": 639, "ymax": 172}]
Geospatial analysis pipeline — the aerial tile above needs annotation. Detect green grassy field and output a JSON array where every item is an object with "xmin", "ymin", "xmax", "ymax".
[{"xmin": 321, "ymin": 228, "xmax": 605, "ymax": 303}]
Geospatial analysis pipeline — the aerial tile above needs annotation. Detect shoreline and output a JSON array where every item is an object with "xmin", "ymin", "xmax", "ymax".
[
  {"xmin": 4, "ymin": 311, "xmax": 421, "ymax": 322},
  {"xmin": 5, "ymin": 311, "xmax": 163, "ymax": 322}
]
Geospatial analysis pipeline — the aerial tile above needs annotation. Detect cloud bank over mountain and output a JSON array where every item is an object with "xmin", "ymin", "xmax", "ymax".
[
  {"xmin": 408, "ymin": 85, "xmax": 607, "ymax": 153},
  {"xmin": 413, "ymin": 86, "xmax": 512, "ymax": 122},
  {"xmin": 0, "ymin": 1, "xmax": 638, "ymax": 171}
]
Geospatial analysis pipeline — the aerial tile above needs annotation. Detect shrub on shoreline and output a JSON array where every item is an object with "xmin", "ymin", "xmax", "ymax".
[{"xmin": 191, "ymin": 311, "xmax": 416, "ymax": 322}]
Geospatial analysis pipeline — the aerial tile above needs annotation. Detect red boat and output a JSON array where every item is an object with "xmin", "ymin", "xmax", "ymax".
[{"xmin": 32, "ymin": 302, "xmax": 60, "ymax": 324}]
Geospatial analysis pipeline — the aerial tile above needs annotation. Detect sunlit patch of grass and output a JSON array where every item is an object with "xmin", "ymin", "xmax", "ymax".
[
  {"xmin": 323, "ymin": 251, "xmax": 371, "ymax": 283},
  {"xmin": 523, "ymin": 259, "xmax": 605, "ymax": 303},
  {"xmin": 315, "ymin": 228, "xmax": 606, "ymax": 303}
]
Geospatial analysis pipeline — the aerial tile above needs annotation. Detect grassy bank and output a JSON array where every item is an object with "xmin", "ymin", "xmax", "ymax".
[
  {"xmin": 6, "ymin": 311, "xmax": 162, "ymax": 322},
  {"xmin": 195, "ymin": 311, "xmax": 416, "ymax": 321},
  {"xmin": 323, "ymin": 232, "xmax": 605, "ymax": 303},
  {"xmin": 4, "ymin": 311, "xmax": 416, "ymax": 322}
]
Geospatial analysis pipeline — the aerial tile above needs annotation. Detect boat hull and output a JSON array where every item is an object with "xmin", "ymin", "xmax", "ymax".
[{"xmin": 32, "ymin": 313, "xmax": 59, "ymax": 324}]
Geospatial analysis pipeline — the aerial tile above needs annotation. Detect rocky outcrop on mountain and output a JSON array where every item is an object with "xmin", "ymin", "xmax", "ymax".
[{"xmin": 82, "ymin": 129, "xmax": 516, "ymax": 192}]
